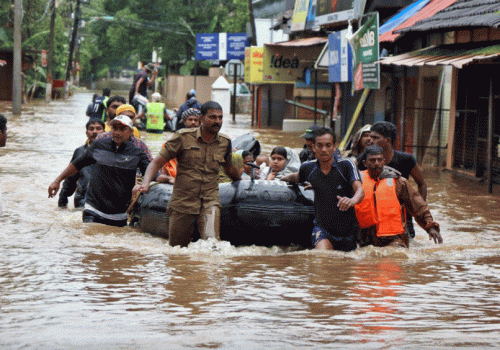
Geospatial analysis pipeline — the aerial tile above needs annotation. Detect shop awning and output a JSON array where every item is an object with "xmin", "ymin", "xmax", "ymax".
[
  {"xmin": 265, "ymin": 37, "xmax": 327, "ymax": 47},
  {"xmin": 378, "ymin": 42, "xmax": 500, "ymax": 69}
]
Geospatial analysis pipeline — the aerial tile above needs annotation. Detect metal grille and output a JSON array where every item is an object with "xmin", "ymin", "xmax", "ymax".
[{"xmin": 402, "ymin": 107, "xmax": 450, "ymax": 167}]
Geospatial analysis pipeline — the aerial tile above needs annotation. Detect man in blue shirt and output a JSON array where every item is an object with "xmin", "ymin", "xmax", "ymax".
[{"xmin": 281, "ymin": 127, "xmax": 364, "ymax": 251}]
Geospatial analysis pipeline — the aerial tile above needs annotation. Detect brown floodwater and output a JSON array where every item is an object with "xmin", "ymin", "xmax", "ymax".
[{"xmin": 1, "ymin": 92, "xmax": 500, "ymax": 349}]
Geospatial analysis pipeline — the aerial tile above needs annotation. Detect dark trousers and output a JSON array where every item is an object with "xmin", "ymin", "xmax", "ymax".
[{"xmin": 82, "ymin": 209, "xmax": 127, "ymax": 227}]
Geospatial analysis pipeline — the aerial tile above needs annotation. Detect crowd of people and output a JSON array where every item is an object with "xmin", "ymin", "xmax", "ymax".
[{"xmin": 46, "ymin": 71, "xmax": 443, "ymax": 251}]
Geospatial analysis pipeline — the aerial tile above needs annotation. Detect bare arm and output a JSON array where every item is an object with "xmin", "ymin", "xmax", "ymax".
[
  {"xmin": 280, "ymin": 172, "xmax": 300, "ymax": 183},
  {"xmin": 222, "ymin": 162, "xmax": 242, "ymax": 182},
  {"xmin": 147, "ymin": 71, "xmax": 157, "ymax": 87},
  {"xmin": 134, "ymin": 154, "xmax": 168, "ymax": 194},
  {"xmin": 48, "ymin": 163, "xmax": 79, "ymax": 198},
  {"xmin": 337, "ymin": 180, "xmax": 364, "ymax": 211},
  {"xmin": 410, "ymin": 165, "xmax": 427, "ymax": 201}
]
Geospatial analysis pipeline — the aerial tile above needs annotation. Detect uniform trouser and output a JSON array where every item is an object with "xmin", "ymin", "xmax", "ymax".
[{"xmin": 167, "ymin": 204, "xmax": 221, "ymax": 247}]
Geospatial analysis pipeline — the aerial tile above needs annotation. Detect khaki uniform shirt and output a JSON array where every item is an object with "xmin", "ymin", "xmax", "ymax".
[{"xmin": 160, "ymin": 127, "xmax": 232, "ymax": 214}]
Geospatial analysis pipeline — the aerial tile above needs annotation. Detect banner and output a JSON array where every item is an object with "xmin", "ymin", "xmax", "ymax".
[
  {"xmin": 196, "ymin": 33, "xmax": 249, "ymax": 61},
  {"xmin": 328, "ymin": 29, "xmax": 353, "ymax": 83},
  {"xmin": 316, "ymin": 0, "xmax": 367, "ymax": 26},
  {"xmin": 291, "ymin": 0, "xmax": 310, "ymax": 32},
  {"xmin": 244, "ymin": 47, "xmax": 264, "ymax": 83},
  {"xmin": 347, "ymin": 12, "xmax": 380, "ymax": 91}
]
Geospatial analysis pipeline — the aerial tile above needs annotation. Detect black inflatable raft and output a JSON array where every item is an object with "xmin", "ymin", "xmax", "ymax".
[{"xmin": 132, "ymin": 179, "xmax": 315, "ymax": 247}]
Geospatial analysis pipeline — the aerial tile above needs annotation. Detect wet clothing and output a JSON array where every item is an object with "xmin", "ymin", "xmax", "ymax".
[
  {"xmin": 356, "ymin": 170, "xmax": 405, "ymax": 237},
  {"xmin": 159, "ymin": 127, "xmax": 232, "ymax": 246},
  {"xmin": 356, "ymin": 167, "xmax": 439, "ymax": 248},
  {"xmin": 311, "ymin": 224, "xmax": 358, "ymax": 252},
  {"xmin": 58, "ymin": 143, "xmax": 94, "ymax": 208},
  {"xmin": 358, "ymin": 150, "xmax": 419, "ymax": 238},
  {"xmin": 72, "ymin": 136, "xmax": 150, "ymax": 225},
  {"xmin": 159, "ymin": 127, "xmax": 232, "ymax": 215},
  {"xmin": 299, "ymin": 158, "xmax": 361, "ymax": 250},
  {"xmin": 175, "ymin": 98, "xmax": 202, "ymax": 130}
]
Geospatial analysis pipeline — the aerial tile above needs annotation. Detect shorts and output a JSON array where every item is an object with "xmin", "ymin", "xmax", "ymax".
[
  {"xmin": 82, "ymin": 209, "xmax": 127, "ymax": 227},
  {"xmin": 311, "ymin": 224, "xmax": 357, "ymax": 252}
]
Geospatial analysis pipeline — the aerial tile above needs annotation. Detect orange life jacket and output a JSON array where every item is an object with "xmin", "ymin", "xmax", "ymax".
[
  {"xmin": 355, "ymin": 170, "xmax": 405, "ymax": 237},
  {"xmin": 164, "ymin": 159, "xmax": 177, "ymax": 178}
]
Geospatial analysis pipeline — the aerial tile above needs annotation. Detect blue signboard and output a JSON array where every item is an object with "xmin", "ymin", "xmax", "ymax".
[
  {"xmin": 328, "ymin": 30, "xmax": 353, "ymax": 83},
  {"xmin": 196, "ymin": 33, "xmax": 219, "ymax": 60},
  {"xmin": 196, "ymin": 33, "xmax": 248, "ymax": 61},
  {"xmin": 227, "ymin": 33, "xmax": 249, "ymax": 60}
]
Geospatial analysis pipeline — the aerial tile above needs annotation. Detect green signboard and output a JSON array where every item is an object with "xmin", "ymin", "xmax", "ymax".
[{"xmin": 348, "ymin": 12, "xmax": 379, "ymax": 91}]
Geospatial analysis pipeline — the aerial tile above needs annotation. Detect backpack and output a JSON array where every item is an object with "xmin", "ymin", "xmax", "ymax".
[{"xmin": 88, "ymin": 96, "xmax": 107, "ymax": 120}]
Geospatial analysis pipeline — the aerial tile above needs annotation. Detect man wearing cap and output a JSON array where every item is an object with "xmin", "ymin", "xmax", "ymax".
[
  {"xmin": 299, "ymin": 125, "xmax": 321, "ymax": 163},
  {"xmin": 135, "ymin": 101, "xmax": 241, "ymax": 246},
  {"xmin": 105, "ymin": 103, "xmax": 141, "ymax": 139},
  {"xmin": 175, "ymin": 90, "xmax": 202, "ymax": 130},
  {"xmin": 48, "ymin": 115, "xmax": 151, "ymax": 227}
]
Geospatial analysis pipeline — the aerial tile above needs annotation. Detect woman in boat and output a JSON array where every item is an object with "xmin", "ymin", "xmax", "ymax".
[{"xmin": 264, "ymin": 147, "xmax": 300, "ymax": 181}]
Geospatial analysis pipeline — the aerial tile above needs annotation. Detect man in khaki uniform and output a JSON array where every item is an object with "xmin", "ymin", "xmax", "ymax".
[{"xmin": 136, "ymin": 101, "xmax": 241, "ymax": 246}]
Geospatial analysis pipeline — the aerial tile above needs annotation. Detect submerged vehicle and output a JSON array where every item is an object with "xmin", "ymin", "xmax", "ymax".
[{"xmin": 132, "ymin": 179, "xmax": 315, "ymax": 247}]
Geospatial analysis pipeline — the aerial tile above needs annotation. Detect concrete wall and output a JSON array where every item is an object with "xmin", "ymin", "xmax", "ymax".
[{"xmin": 164, "ymin": 75, "xmax": 218, "ymax": 109}]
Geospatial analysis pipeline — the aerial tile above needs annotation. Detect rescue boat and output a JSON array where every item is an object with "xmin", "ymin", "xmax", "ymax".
[{"xmin": 132, "ymin": 179, "xmax": 315, "ymax": 247}]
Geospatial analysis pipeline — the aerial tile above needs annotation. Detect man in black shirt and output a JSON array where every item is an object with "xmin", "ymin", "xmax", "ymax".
[
  {"xmin": 58, "ymin": 119, "xmax": 104, "ymax": 208},
  {"xmin": 48, "ymin": 115, "xmax": 151, "ymax": 227},
  {"xmin": 282, "ymin": 127, "xmax": 364, "ymax": 251},
  {"xmin": 129, "ymin": 62, "xmax": 157, "ymax": 118}
]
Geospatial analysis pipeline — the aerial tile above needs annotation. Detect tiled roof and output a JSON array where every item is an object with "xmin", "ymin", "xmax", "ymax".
[
  {"xmin": 380, "ymin": 0, "xmax": 459, "ymax": 42},
  {"xmin": 398, "ymin": 0, "xmax": 500, "ymax": 33}
]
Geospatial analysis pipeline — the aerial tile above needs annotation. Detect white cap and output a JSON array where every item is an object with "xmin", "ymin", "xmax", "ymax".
[
  {"xmin": 110, "ymin": 115, "xmax": 133, "ymax": 129},
  {"xmin": 151, "ymin": 92, "xmax": 162, "ymax": 102}
]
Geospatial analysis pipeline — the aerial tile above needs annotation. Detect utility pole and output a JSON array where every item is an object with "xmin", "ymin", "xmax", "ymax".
[
  {"xmin": 46, "ymin": 0, "xmax": 56, "ymax": 102},
  {"xmin": 248, "ymin": 0, "xmax": 257, "ymax": 46},
  {"xmin": 66, "ymin": 0, "xmax": 81, "ymax": 93},
  {"xmin": 12, "ymin": 0, "xmax": 22, "ymax": 115}
]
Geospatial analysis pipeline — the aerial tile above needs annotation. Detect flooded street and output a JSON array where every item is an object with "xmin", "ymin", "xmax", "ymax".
[{"xmin": 2, "ymin": 92, "xmax": 500, "ymax": 349}]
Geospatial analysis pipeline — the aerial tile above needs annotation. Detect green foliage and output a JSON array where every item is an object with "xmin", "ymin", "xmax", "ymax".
[{"xmin": 0, "ymin": 0, "xmax": 251, "ymax": 90}]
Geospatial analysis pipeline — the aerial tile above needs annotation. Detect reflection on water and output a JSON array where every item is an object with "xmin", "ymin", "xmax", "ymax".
[{"xmin": 1, "ymin": 93, "xmax": 500, "ymax": 348}]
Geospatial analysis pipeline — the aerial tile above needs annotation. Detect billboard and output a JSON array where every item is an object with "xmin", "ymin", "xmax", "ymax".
[
  {"xmin": 315, "ymin": 0, "xmax": 367, "ymax": 26},
  {"xmin": 262, "ymin": 43, "xmax": 324, "ymax": 83},
  {"xmin": 328, "ymin": 29, "xmax": 353, "ymax": 83},
  {"xmin": 196, "ymin": 33, "xmax": 249, "ymax": 61},
  {"xmin": 291, "ymin": 0, "xmax": 310, "ymax": 32},
  {"xmin": 347, "ymin": 12, "xmax": 380, "ymax": 91}
]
